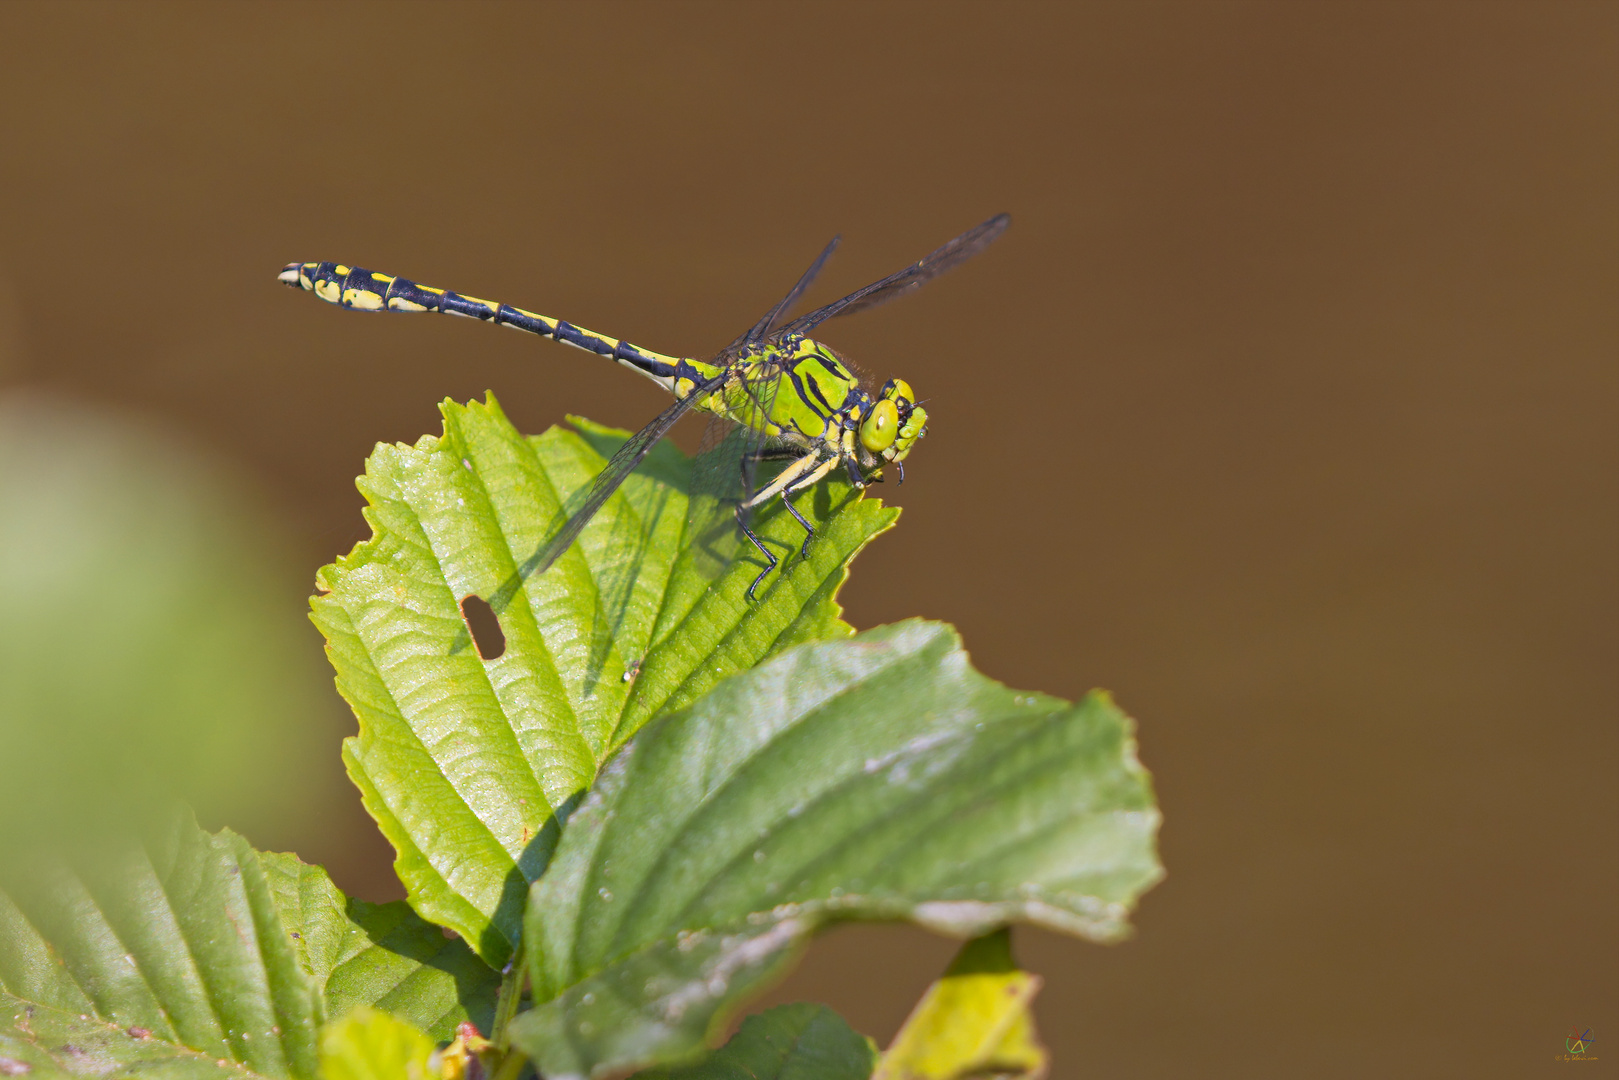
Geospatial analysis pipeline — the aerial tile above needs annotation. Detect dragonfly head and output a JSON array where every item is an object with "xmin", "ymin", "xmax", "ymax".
[{"xmin": 859, "ymin": 378, "xmax": 927, "ymax": 463}]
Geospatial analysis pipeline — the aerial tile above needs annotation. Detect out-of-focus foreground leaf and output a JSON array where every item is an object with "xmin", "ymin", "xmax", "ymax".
[
  {"xmin": 512, "ymin": 620, "xmax": 1162, "ymax": 1079},
  {"xmin": 0, "ymin": 810, "xmax": 497, "ymax": 1079},
  {"xmin": 311, "ymin": 397, "xmax": 897, "ymax": 964},
  {"xmin": 873, "ymin": 929, "xmax": 1047, "ymax": 1080},
  {"xmin": 317, "ymin": 1007, "xmax": 435, "ymax": 1080},
  {"xmin": 630, "ymin": 1004, "xmax": 876, "ymax": 1080},
  {"xmin": 0, "ymin": 392, "xmax": 340, "ymax": 848},
  {"xmin": 259, "ymin": 850, "xmax": 499, "ymax": 1042},
  {"xmin": 0, "ymin": 811, "xmax": 321, "ymax": 1079}
]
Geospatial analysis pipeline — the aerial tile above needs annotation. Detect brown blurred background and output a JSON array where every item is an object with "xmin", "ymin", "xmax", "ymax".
[{"xmin": 0, "ymin": 1, "xmax": 1613, "ymax": 1074}]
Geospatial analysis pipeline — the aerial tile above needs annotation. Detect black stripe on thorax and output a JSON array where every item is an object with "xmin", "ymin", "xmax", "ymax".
[
  {"xmin": 815, "ymin": 355, "xmax": 847, "ymax": 380},
  {"xmin": 786, "ymin": 365, "xmax": 835, "ymax": 419}
]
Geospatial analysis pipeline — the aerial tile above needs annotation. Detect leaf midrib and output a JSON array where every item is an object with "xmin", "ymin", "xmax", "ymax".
[{"xmin": 581, "ymin": 632, "xmax": 947, "ymax": 973}]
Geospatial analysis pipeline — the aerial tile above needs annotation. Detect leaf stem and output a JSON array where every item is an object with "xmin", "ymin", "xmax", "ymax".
[
  {"xmin": 491, "ymin": 1047, "xmax": 533, "ymax": 1080},
  {"xmin": 483, "ymin": 944, "xmax": 532, "ymax": 1079},
  {"xmin": 490, "ymin": 942, "xmax": 527, "ymax": 1047}
]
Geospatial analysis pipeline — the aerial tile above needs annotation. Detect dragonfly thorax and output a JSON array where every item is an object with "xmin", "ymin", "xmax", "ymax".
[{"xmin": 749, "ymin": 338, "xmax": 927, "ymax": 476}]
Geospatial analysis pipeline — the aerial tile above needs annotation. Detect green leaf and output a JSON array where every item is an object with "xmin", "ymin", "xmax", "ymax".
[
  {"xmin": 259, "ymin": 852, "xmax": 499, "ymax": 1042},
  {"xmin": 512, "ymin": 620, "xmax": 1162, "ymax": 1079},
  {"xmin": 0, "ymin": 812, "xmax": 500, "ymax": 1079},
  {"xmin": 630, "ymin": 1004, "xmax": 876, "ymax": 1080},
  {"xmin": 311, "ymin": 398, "xmax": 898, "ymax": 964},
  {"xmin": 873, "ymin": 930, "xmax": 1047, "ymax": 1080},
  {"xmin": 0, "ymin": 810, "xmax": 324, "ymax": 1079},
  {"xmin": 0, "ymin": 1002, "xmax": 255, "ymax": 1079},
  {"xmin": 317, "ymin": 1007, "xmax": 435, "ymax": 1080}
]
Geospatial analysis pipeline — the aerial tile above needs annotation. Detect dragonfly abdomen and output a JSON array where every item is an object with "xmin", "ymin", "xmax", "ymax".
[{"xmin": 278, "ymin": 261, "xmax": 700, "ymax": 392}]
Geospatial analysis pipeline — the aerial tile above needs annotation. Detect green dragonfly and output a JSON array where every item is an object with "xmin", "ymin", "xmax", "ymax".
[{"xmin": 280, "ymin": 213, "xmax": 1009, "ymax": 599}]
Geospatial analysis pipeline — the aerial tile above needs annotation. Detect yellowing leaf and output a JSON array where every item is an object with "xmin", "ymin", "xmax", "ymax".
[
  {"xmin": 874, "ymin": 930, "xmax": 1047, "ymax": 1080},
  {"xmin": 318, "ymin": 1007, "xmax": 435, "ymax": 1080}
]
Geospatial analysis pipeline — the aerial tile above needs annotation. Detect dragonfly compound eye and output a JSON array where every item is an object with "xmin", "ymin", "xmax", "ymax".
[
  {"xmin": 898, "ymin": 403, "xmax": 928, "ymax": 446},
  {"xmin": 860, "ymin": 398, "xmax": 900, "ymax": 453}
]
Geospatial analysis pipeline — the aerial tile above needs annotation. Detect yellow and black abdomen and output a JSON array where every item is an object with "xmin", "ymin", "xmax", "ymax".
[
  {"xmin": 277, "ymin": 261, "xmax": 701, "ymax": 392},
  {"xmin": 280, "ymin": 261, "xmax": 498, "ymax": 318}
]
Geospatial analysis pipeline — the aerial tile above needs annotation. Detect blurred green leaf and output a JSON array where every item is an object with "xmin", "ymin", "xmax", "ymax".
[
  {"xmin": 0, "ymin": 810, "xmax": 500, "ymax": 1079},
  {"xmin": 0, "ymin": 1004, "xmax": 257, "ymax": 1079},
  {"xmin": 0, "ymin": 392, "xmax": 339, "ymax": 848},
  {"xmin": 511, "ymin": 620, "xmax": 1161, "ymax": 1078},
  {"xmin": 260, "ymin": 852, "xmax": 499, "ymax": 1042},
  {"xmin": 311, "ymin": 397, "xmax": 897, "ymax": 964},
  {"xmin": 630, "ymin": 1004, "xmax": 876, "ymax": 1080},
  {"xmin": 873, "ymin": 929, "xmax": 1047, "ymax": 1080},
  {"xmin": 317, "ymin": 1007, "xmax": 435, "ymax": 1080},
  {"xmin": 0, "ymin": 810, "xmax": 324, "ymax": 1079}
]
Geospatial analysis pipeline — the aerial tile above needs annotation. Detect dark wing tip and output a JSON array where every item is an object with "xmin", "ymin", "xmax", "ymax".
[
  {"xmin": 777, "ymin": 212, "xmax": 1014, "ymax": 335},
  {"xmin": 949, "ymin": 212, "xmax": 1012, "ymax": 253}
]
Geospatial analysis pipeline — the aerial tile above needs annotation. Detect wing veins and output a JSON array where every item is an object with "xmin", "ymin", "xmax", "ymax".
[
  {"xmin": 779, "ymin": 213, "xmax": 1010, "ymax": 337},
  {"xmin": 514, "ymin": 373, "xmax": 728, "ymax": 586},
  {"xmin": 731, "ymin": 235, "xmax": 842, "ymax": 349}
]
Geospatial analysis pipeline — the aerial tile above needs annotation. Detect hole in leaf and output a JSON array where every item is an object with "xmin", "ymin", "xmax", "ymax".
[{"xmin": 460, "ymin": 595, "xmax": 506, "ymax": 660}]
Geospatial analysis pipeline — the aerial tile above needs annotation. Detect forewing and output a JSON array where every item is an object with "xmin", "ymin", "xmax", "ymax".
[
  {"xmin": 729, "ymin": 235, "xmax": 842, "ymax": 349},
  {"xmin": 504, "ymin": 374, "xmax": 725, "ymax": 592},
  {"xmin": 780, "ymin": 213, "xmax": 1010, "ymax": 336}
]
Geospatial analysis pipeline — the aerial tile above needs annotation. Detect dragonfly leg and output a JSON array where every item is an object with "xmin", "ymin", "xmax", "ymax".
[
  {"xmin": 749, "ymin": 446, "xmax": 803, "ymax": 463},
  {"xmin": 744, "ymin": 452, "xmax": 821, "ymax": 508},
  {"xmin": 738, "ymin": 503, "xmax": 777, "ymax": 601},
  {"xmin": 738, "ymin": 451, "xmax": 839, "ymax": 598},
  {"xmin": 737, "ymin": 445, "xmax": 808, "ymax": 498},
  {"xmin": 779, "ymin": 456, "xmax": 840, "ymax": 561},
  {"xmin": 781, "ymin": 493, "xmax": 815, "ymax": 559}
]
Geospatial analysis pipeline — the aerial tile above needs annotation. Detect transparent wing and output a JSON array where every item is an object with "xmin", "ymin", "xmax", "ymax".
[
  {"xmin": 779, "ymin": 213, "xmax": 1010, "ymax": 337},
  {"xmin": 492, "ymin": 372, "xmax": 727, "ymax": 608},
  {"xmin": 682, "ymin": 362, "xmax": 786, "ymax": 579},
  {"xmin": 729, "ymin": 235, "xmax": 841, "ymax": 350}
]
